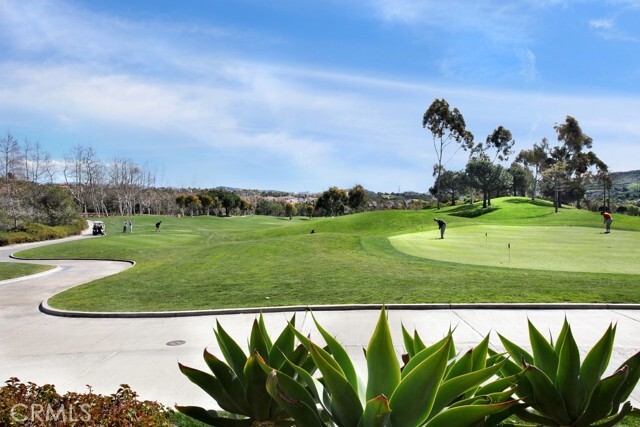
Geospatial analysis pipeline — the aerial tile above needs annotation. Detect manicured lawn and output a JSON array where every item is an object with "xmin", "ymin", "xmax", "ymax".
[
  {"xmin": 14, "ymin": 197, "xmax": 640, "ymax": 312},
  {"xmin": 0, "ymin": 262, "xmax": 54, "ymax": 281},
  {"xmin": 390, "ymin": 225, "xmax": 639, "ymax": 274}
]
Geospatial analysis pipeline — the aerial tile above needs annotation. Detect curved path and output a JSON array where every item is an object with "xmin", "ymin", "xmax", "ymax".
[{"xmin": 0, "ymin": 233, "xmax": 639, "ymax": 410}]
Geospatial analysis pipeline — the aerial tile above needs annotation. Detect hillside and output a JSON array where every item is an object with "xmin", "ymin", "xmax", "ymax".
[{"xmin": 585, "ymin": 170, "xmax": 640, "ymax": 206}]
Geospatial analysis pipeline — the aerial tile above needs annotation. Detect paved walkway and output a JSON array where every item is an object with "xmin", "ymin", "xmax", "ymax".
[{"xmin": 0, "ymin": 233, "xmax": 638, "ymax": 410}]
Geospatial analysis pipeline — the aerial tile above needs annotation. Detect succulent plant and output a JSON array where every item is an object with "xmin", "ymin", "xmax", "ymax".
[
  {"xmin": 496, "ymin": 318, "xmax": 640, "ymax": 427},
  {"xmin": 177, "ymin": 313, "xmax": 308, "ymax": 426}
]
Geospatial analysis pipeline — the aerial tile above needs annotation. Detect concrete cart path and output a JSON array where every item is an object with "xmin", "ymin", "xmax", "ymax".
[{"xmin": 0, "ymin": 233, "xmax": 638, "ymax": 410}]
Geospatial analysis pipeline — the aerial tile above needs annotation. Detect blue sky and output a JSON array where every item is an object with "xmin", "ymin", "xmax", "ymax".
[{"xmin": 1, "ymin": 1, "xmax": 639, "ymax": 192}]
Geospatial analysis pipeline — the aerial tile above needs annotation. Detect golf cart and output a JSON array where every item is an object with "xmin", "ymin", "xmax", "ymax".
[{"xmin": 92, "ymin": 221, "xmax": 106, "ymax": 236}]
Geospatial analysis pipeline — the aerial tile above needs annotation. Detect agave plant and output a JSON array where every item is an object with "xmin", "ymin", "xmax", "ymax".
[
  {"xmin": 176, "ymin": 313, "xmax": 311, "ymax": 426},
  {"xmin": 496, "ymin": 318, "xmax": 640, "ymax": 427},
  {"xmin": 270, "ymin": 308, "xmax": 519, "ymax": 427}
]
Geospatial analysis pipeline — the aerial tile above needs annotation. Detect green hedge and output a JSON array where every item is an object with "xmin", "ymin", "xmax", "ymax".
[{"xmin": 0, "ymin": 218, "xmax": 86, "ymax": 246}]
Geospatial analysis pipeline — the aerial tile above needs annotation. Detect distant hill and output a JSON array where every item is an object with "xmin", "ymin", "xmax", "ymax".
[{"xmin": 585, "ymin": 170, "xmax": 640, "ymax": 205}]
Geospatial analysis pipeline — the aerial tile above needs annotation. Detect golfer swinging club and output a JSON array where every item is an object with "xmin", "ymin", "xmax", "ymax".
[{"xmin": 434, "ymin": 218, "xmax": 446, "ymax": 239}]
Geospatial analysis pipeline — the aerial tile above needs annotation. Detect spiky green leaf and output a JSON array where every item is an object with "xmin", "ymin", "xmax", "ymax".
[
  {"xmin": 265, "ymin": 370, "xmax": 324, "ymax": 427},
  {"xmin": 310, "ymin": 342, "xmax": 363, "ymax": 427},
  {"xmin": 475, "ymin": 374, "xmax": 518, "ymax": 396},
  {"xmin": 528, "ymin": 319, "xmax": 559, "ymax": 383},
  {"xmin": 471, "ymin": 335, "xmax": 490, "ymax": 371},
  {"xmin": 431, "ymin": 359, "xmax": 508, "ymax": 418},
  {"xmin": 575, "ymin": 366, "xmax": 628, "ymax": 426},
  {"xmin": 359, "ymin": 395, "xmax": 392, "ymax": 427},
  {"xmin": 401, "ymin": 323, "xmax": 415, "ymax": 358},
  {"xmin": 243, "ymin": 352, "xmax": 272, "ymax": 420},
  {"xmin": 175, "ymin": 406, "xmax": 252, "ymax": 427},
  {"xmin": 444, "ymin": 348, "xmax": 473, "ymax": 381},
  {"xmin": 313, "ymin": 312, "xmax": 359, "ymax": 394},
  {"xmin": 215, "ymin": 321, "xmax": 248, "ymax": 383},
  {"xmin": 498, "ymin": 333, "xmax": 534, "ymax": 367},
  {"xmin": 424, "ymin": 400, "xmax": 520, "ymax": 427},
  {"xmin": 389, "ymin": 337, "xmax": 451, "ymax": 427},
  {"xmin": 249, "ymin": 319, "xmax": 270, "ymax": 361},
  {"xmin": 580, "ymin": 323, "xmax": 616, "ymax": 401},
  {"xmin": 556, "ymin": 324, "xmax": 586, "ymax": 420},
  {"xmin": 402, "ymin": 334, "xmax": 451, "ymax": 379},
  {"xmin": 268, "ymin": 314, "xmax": 296, "ymax": 372},
  {"xmin": 203, "ymin": 350, "xmax": 251, "ymax": 415},
  {"xmin": 178, "ymin": 363, "xmax": 249, "ymax": 416},
  {"xmin": 612, "ymin": 351, "xmax": 640, "ymax": 412},
  {"xmin": 257, "ymin": 313, "xmax": 273, "ymax": 351},
  {"xmin": 522, "ymin": 364, "xmax": 571, "ymax": 425},
  {"xmin": 366, "ymin": 307, "xmax": 401, "ymax": 401}
]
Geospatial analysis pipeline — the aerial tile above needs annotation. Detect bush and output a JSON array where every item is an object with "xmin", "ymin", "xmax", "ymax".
[
  {"xmin": 0, "ymin": 378, "xmax": 173, "ymax": 426},
  {"xmin": 0, "ymin": 219, "xmax": 86, "ymax": 246},
  {"xmin": 178, "ymin": 309, "xmax": 640, "ymax": 427}
]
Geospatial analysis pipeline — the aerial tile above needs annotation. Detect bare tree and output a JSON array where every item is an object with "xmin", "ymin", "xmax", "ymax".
[
  {"xmin": 64, "ymin": 145, "xmax": 109, "ymax": 216},
  {"xmin": 23, "ymin": 139, "xmax": 55, "ymax": 184},
  {"xmin": 0, "ymin": 132, "xmax": 23, "ymax": 181},
  {"xmin": 110, "ymin": 157, "xmax": 145, "ymax": 216}
]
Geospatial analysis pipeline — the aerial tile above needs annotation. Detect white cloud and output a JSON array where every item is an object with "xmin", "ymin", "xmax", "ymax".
[
  {"xmin": 1, "ymin": 0, "xmax": 639, "ymax": 192},
  {"xmin": 518, "ymin": 49, "xmax": 541, "ymax": 83},
  {"xmin": 589, "ymin": 18, "xmax": 614, "ymax": 30}
]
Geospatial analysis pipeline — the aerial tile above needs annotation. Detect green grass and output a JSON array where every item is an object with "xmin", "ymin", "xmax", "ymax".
[
  {"xmin": 390, "ymin": 225, "xmax": 639, "ymax": 274},
  {"xmin": 0, "ymin": 262, "xmax": 54, "ymax": 281},
  {"xmin": 14, "ymin": 197, "xmax": 640, "ymax": 312}
]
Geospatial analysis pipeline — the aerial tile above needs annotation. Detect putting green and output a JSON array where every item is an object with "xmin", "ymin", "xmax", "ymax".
[{"xmin": 389, "ymin": 225, "xmax": 640, "ymax": 274}]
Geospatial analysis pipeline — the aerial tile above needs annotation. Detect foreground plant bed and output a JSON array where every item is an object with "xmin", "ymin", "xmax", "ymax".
[
  {"xmin": 0, "ymin": 378, "xmax": 174, "ymax": 426},
  {"xmin": 178, "ymin": 308, "xmax": 640, "ymax": 427}
]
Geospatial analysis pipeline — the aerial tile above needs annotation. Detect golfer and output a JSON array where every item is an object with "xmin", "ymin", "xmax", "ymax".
[
  {"xmin": 601, "ymin": 211, "xmax": 613, "ymax": 234},
  {"xmin": 434, "ymin": 218, "xmax": 446, "ymax": 239}
]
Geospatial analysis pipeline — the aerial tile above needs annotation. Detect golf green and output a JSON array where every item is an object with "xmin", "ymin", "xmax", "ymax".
[{"xmin": 389, "ymin": 225, "xmax": 639, "ymax": 274}]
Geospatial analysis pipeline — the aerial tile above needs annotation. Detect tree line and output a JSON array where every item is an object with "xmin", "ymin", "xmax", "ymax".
[
  {"xmin": 423, "ymin": 99, "xmax": 612, "ymax": 213},
  {"xmin": 0, "ymin": 101, "xmax": 625, "ymax": 233}
]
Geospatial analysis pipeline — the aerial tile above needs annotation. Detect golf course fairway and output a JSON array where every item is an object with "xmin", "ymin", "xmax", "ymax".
[{"xmin": 389, "ymin": 225, "xmax": 639, "ymax": 274}]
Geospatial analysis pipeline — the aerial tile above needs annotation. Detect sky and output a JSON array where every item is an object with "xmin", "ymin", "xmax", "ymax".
[{"xmin": 1, "ymin": 1, "xmax": 639, "ymax": 193}]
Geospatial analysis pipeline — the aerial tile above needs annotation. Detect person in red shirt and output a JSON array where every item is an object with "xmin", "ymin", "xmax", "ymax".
[{"xmin": 601, "ymin": 211, "xmax": 613, "ymax": 233}]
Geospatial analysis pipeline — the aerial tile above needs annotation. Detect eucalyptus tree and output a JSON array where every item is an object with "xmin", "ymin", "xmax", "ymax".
[
  {"xmin": 315, "ymin": 186, "xmax": 348, "ymax": 216},
  {"xmin": 507, "ymin": 162, "xmax": 532, "ymax": 197},
  {"xmin": 542, "ymin": 160, "xmax": 569, "ymax": 213},
  {"xmin": 347, "ymin": 184, "xmax": 369, "ymax": 212},
  {"xmin": 554, "ymin": 116, "xmax": 607, "ymax": 209},
  {"xmin": 284, "ymin": 202, "xmax": 297, "ymax": 219},
  {"xmin": 429, "ymin": 169, "xmax": 466, "ymax": 206},
  {"xmin": 465, "ymin": 155, "xmax": 512, "ymax": 208},
  {"xmin": 208, "ymin": 189, "xmax": 241, "ymax": 216},
  {"xmin": 515, "ymin": 138, "xmax": 550, "ymax": 200},
  {"xmin": 472, "ymin": 125, "xmax": 515, "ymax": 163},
  {"xmin": 198, "ymin": 193, "xmax": 214, "ymax": 215},
  {"xmin": 422, "ymin": 98, "xmax": 474, "ymax": 209}
]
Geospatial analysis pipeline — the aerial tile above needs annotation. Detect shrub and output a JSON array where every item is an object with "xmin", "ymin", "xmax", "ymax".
[
  {"xmin": 496, "ymin": 319, "xmax": 640, "ymax": 426},
  {"xmin": 0, "ymin": 378, "xmax": 173, "ymax": 426},
  {"xmin": 177, "ymin": 314, "xmax": 311, "ymax": 426},
  {"xmin": 0, "ymin": 219, "xmax": 86, "ymax": 246},
  {"xmin": 178, "ymin": 309, "xmax": 519, "ymax": 427}
]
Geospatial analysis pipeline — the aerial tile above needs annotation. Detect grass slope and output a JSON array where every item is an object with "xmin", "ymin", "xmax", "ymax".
[
  {"xmin": 0, "ymin": 263, "xmax": 53, "ymax": 281},
  {"xmin": 15, "ymin": 197, "xmax": 640, "ymax": 311}
]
